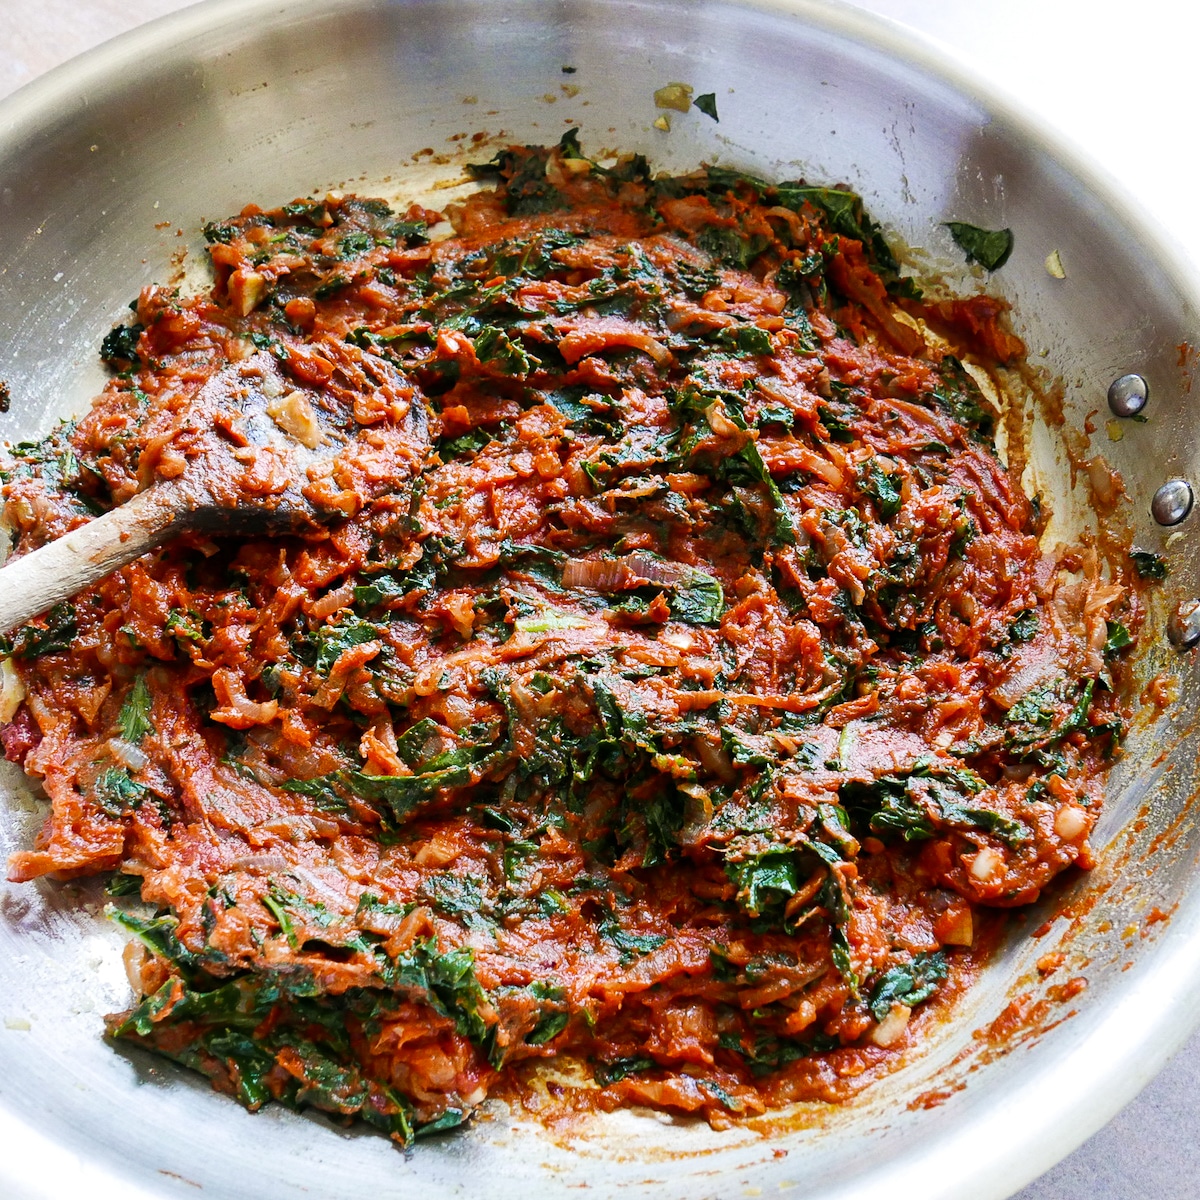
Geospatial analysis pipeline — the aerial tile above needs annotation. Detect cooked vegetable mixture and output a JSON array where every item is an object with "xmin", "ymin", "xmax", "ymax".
[{"xmin": 0, "ymin": 133, "xmax": 1135, "ymax": 1142}]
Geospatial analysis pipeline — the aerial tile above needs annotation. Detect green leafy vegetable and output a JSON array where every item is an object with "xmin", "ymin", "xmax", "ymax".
[
  {"xmin": 100, "ymin": 322, "xmax": 145, "ymax": 364},
  {"xmin": 525, "ymin": 982, "xmax": 570, "ymax": 1045},
  {"xmin": 6, "ymin": 602, "xmax": 77, "ymax": 659},
  {"xmin": 387, "ymin": 219, "xmax": 430, "ymax": 248},
  {"xmin": 726, "ymin": 847, "xmax": 800, "ymax": 918},
  {"xmin": 944, "ymin": 222, "xmax": 1014, "ymax": 271},
  {"xmin": 262, "ymin": 889, "xmax": 299, "ymax": 948},
  {"xmin": 598, "ymin": 913, "xmax": 668, "ymax": 965},
  {"xmin": 380, "ymin": 938, "xmax": 493, "ymax": 1046},
  {"xmin": 472, "ymin": 325, "xmax": 540, "ymax": 376},
  {"xmin": 931, "ymin": 357, "xmax": 993, "ymax": 439},
  {"xmin": 669, "ymin": 569, "xmax": 725, "ymax": 625},
  {"xmin": 1130, "ymin": 550, "xmax": 1167, "ymax": 580},
  {"xmin": 284, "ymin": 761, "xmax": 473, "ymax": 823},
  {"xmin": 1009, "ymin": 610, "xmax": 1039, "ymax": 644},
  {"xmin": 94, "ymin": 767, "xmax": 147, "ymax": 816},
  {"xmin": 108, "ymin": 906, "xmax": 201, "ymax": 972},
  {"xmin": 105, "ymin": 873, "xmax": 144, "ymax": 898},
  {"xmin": 774, "ymin": 183, "xmax": 899, "ymax": 276},
  {"xmin": 166, "ymin": 609, "xmax": 207, "ymax": 645},
  {"xmin": 106, "ymin": 925, "xmax": 490, "ymax": 1145},
  {"xmin": 117, "ymin": 674, "xmax": 153, "ymax": 744},
  {"xmin": 593, "ymin": 1056, "xmax": 655, "ymax": 1085},
  {"xmin": 718, "ymin": 1030, "xmax": 838, "ymax": 1075},
  {"xmin": 840, "ymin": 761, "xmax": 1028, "ymax": 848},
  {"xmin": 311, "ymin": 616, "xmax": 383, "ymax": 674},
  {"xmin": 1104, "ymin": 620, "xmax": 1133, "ymax": 655},
  {"xmin": 867, "ymin": 951, "xmax": 948, "ymax": 1020},
  {"xmin": 696, "ymin": 226, "xmax": 769, "ymax": 269},
  {"xmin": 692, "ymin": 93, "xmax": 719, "ymax": 121},
  {"xmin": 1004, "ymin": 678, "xmax": 1106, "ymax": 754},
  {"xmin": 860, "ymin": 460, "xmax": 901, "ymax": 520},
  {"xmin": 716, "ymin": 325, "xmax": 771, "ymax": 356}
]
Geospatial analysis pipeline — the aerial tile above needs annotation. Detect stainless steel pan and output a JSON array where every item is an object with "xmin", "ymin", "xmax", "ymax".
[{"xmin": 3, "ymin": 2, "xmax": 1200, "ymax": 1197}]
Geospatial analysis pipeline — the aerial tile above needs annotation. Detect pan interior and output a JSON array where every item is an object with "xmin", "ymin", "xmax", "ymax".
[{"xmin": 2, "ymin": 2, "xmax": 1199, "ymax": 1198}]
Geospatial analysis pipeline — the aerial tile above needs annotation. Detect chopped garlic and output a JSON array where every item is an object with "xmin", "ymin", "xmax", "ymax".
[
  {"xmin": 266, "ymin": 389, "xmax": 324, "ymax": 448},
  {"xmin": 1105, "ymin": 419, "xmax": 1124, "ymax": 442},
  {"xmin": 653, "ymin": 114, "xmax": 671, "ymax": 132},
  {"xmin": 969, "ymin": 846, "xmax": 1004, "ymax": 882},
  {"xmin": 1054, "ymin": 804, "xmax": 1088, "ymax": 840},
  {"xmin": 654, "ymin": 82, "xmax": 693, "ymax": 112},
  {"xmin": 228, "ymin": 269, "xmax": 266, "ymax": 316},
  {"xmin": 871, "ymin": 1003, "xmax": 911, "ymax": 1047},
  {"xmin": 1044, "ymin": 250, "xmax": 1066, "ymax": 279}
]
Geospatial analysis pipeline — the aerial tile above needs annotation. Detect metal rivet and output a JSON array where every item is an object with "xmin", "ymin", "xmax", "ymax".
[
  {"xmin": 1108, "ymin": 373, "xmax": 1149, "ymax": 417},
  {"xmin": 1152, "ymin": 479, "xmax": 1194, "ymax": 526},
  {"xmin": 1169, "ymin": 599, "xmax": 1200, "ymax": 650}
]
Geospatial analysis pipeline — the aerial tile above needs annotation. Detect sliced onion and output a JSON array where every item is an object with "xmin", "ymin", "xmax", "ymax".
[
  {"xmin": 990, "ymin": 647, "xmax": 1057, "ymax": 710},
  {"xmin": 562, "ymin": 553, "xmax": 695, "ymax": 593},
  {"xmin": 623, "ymin": 554, "xmax": 694, "ymax": 587},
  {"xmin": 0, "ymin": 658, "xmax": 26, "ymax": 724},
  {"xmin": 230, "ymin": 853, "xmax": 291, "ymax": 873},
  {"xmin": 561, "ymin": 558, "xmax": 630, "ymax": 591}
]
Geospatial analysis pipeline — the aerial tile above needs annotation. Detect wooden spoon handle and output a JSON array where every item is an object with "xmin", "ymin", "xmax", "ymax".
[{"xmin": 0, "ymin": 487, "xmax": 182, "ymax": 636}]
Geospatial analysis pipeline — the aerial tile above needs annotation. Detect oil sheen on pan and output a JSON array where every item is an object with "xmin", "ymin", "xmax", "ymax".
[{"xmin": 0, "ymin": 132, "xmax": 1144, "ymax": 1145}]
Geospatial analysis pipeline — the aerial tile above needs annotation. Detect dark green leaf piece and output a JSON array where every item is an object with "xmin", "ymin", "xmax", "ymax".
[
  {"xmin": 867, "ymin": 951, "xmax": 948, "ymax": 1020},
  {"xmin": 944, "ymin": 222, "xmax": 1014, "ymax": 271},
  {"xmin": 1130, "ymin": 551, "xmax": 1167, "ymax": 580}
]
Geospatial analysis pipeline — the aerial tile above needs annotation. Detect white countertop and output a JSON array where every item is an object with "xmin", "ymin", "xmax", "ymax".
[{"xmin": 1, "ymin": 1, "xmax": 1197, "ymax": 1196}]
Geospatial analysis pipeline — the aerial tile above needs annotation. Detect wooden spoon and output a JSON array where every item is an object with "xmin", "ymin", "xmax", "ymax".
[{"xmin": 0, "ymin": 350, "xmax": 411, "ymax": 636}]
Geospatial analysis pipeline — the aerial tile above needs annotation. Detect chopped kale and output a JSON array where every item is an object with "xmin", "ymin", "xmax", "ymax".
[
  {"xmin": 311, "ymin": 615, "xmax": 384, "ymax": 674},
  {"xmin": 380, "ymin": 937, "xmax": 493, "ymax": 1046},
  {"xmin": 116, "ymin": 674, "xmax": 153, "ymax": 744},
  {"xmin": 6, "ymin": 602, "xmax": 77, "ymax": 659},
  {"xmin": 867, "ymin": 951, "xmax": 948, "ymax": 1020},
  {"xmin": 100, "ymin": 322, "xmax": 145, "ymax": 365},
  {"xmin": 1010, "ymin": 609, "xmax": 1040, "ymax": 643},
  {"xmin": 726, "ymin": 847, "xmax": 799, "ymax": 919},
  {"xmin": 94, "ymin": 767, "xmax": 147, "ymax": 816},
  {"xmin": 105, "ymin": 873, "xmax": 144, "ymax": 898},
  {"xmin": 593, "ymin": 1056, "xmax": 656, "ymax": 1085},
  {"xmin": 840, "ymin": 760, "xmax": 1028, "ymax": 848},
  {"xmin": 108, "ymin": 906, "xmax": 201, "ymax": 973},
  {"xmin": 860, "ymin": 459, "xmax": 902, "ymax": 520},
  {"xmin": 931, "ymin": 357, "xmax": 993, "ymax": 439},
  {"xmin": 718, "ymin": 1030, "xmax": 838, "ymax": 1076},
  {"xmin": 774, "ymin": 183, "xmax": 900, "ymax": 276},
  {"xmin": 944, "ymin": 222, "xmax": 1014, "ymax": 272},
  {"xmin": 716, "ymin": 325, "xmax": 772, "ymax": 356},
  {"xmin": 696, "ymin": 225, "xmax": 769, "ymax": 270},
  {"xmin": 598, "ymin": 912, "xmax": 668, "ymax": 965},
  {"xmin": 525, "ymin": 982, "xmax": 569, "ymax": 1045},
  {"xmin": 1104, "ymin": 620, "xmax": 1133, "ymax": 655},
  {"xmin": 387, "ymin": 220, "xmax": 429, "ymax": 247},
  {"xmin": 669, "ymin": 569, "xmax": 725, "ymax": 625},
  {"xmin": 1130, "ymin": 550, "xmax": 1167, "ymax": 580},
  {"xmin": 472, "ymin": 325, "xmax": 540, "ymax": 376}
]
